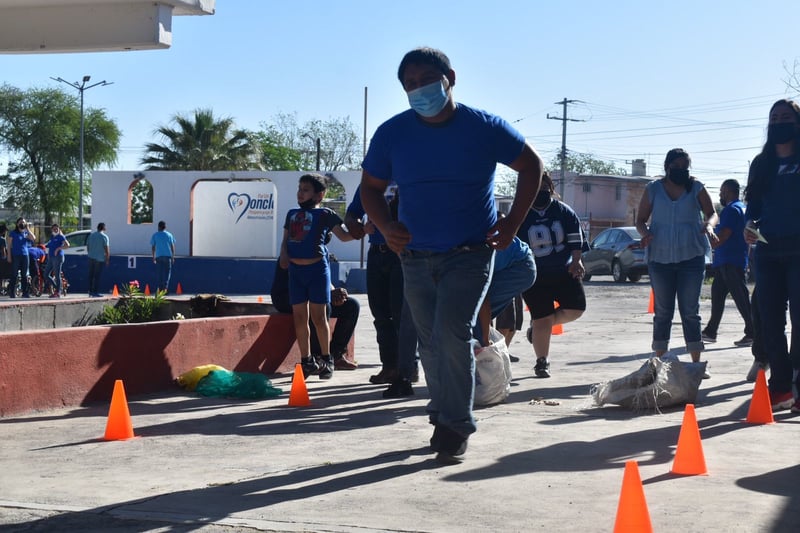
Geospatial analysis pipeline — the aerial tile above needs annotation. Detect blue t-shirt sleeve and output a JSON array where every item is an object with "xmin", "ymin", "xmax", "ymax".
[
  {"xmin": 362, "ymin": 121, "xmax": 393, "ymax": 182},
  {"xmin": 490, "ymin": 114, "xmax": 526, "ymax": 166},
  {"xmin": 346, "ymin": 185, "xmax": 365, "ymax": 219}
]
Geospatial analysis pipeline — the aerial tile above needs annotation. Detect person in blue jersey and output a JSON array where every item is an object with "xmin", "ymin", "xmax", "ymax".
[
  {"xmin": 518, "ymin": 172, "xmax": 586, "ymax": 378},
  {"xmin": 743, "ymin": 99, "xmax": 800, "ymax": 412},
  {"xmin": 6, "ymin": 217, "xmax": 36, "ymax": 298},
  {"xmin": 359, "ymin": 47, "xmax": 544, "ymax": 464},
  {"xmin": 636, "ymin": 148, "xmax": 718, "ymax": 374},
  {"xmin": 701, "ymin": 179, "xmax": 754, "ymax": 348},
  {"xmin": 279, "ymin": 173, "xmax": 353, "ymax": 380},
  {"xmin": 150, "ymin": 220, "xmax": 176, "ymax": 293},
  {"xmin": 270, "ymin": 261, "xmax": 360, "ymax": 371},
  {"xmin": 44, "ymin": 224, "xmax": 69, "ymax": 297}
]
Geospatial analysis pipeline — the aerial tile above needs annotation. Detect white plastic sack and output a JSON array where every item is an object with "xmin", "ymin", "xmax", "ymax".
[
  {"xmin": 474, "ymin": 328, "xmax": 513, "ymax": 406},
  {"xmin": 590, "ymin": 356, "xmax": 706, "ymax": 411}
]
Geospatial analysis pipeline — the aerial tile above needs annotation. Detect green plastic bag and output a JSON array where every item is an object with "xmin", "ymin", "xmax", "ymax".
[{"xmin": 195, "ymin": 369, "xmax": 283, "ymax": 399}]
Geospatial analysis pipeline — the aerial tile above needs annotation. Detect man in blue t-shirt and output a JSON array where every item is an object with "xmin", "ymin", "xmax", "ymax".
[
  {"xmin": 359, "ymin": 47, "xmax": 544, "ymax": 464},
  {"xmin": 150, "ymin": 220, "xmax": 176, "ymax": 293},
  {"xmin": 87, "ymin": 222, "xmax": 110, "ymax": 297},
  {"xmin": 702, "ymin": 179, "xmax": 754, "ymax": 347}
]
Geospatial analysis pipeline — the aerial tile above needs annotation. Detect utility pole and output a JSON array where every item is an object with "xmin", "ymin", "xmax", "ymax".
[{"xmin": 547, "ymin": 98, "xmax": 584, "ymax": 198}]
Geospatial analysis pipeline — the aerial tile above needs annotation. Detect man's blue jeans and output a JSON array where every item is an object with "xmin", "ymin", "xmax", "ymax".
[
  {"xmin": 155, "ymin": 256, "xmax": 172, "ymax": 292},
  {"xmin": 401, "ymin": 245, "xmax": 493, "ymax": 437},
  {"xmin": 754, "ymin": 250, "xmax": 800, "ymax": 394},
  {"xmin": 648, "ymin": 255, "xmax": 706, "ymax": 353}
]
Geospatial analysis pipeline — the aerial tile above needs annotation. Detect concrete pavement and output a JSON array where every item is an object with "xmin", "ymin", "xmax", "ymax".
[{"xmin": 0, "ymin": 280, "xmax": 797, "ymax": 532}]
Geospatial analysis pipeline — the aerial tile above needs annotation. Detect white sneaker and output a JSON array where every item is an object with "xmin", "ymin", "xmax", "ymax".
[{"xmin": 746, "ymin": 361, "xmax": 768, "ymax": 383}]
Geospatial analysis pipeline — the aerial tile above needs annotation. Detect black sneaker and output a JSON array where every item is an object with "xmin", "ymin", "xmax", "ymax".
[
  {"xmin": 383, "ymin": 379, "xmax": 414, "ymax": 398},
  {"xmin": 534, "ymin": 358, "xmax": 551, "ymax": 378},
  {"xmin": 701, "ymin": 332, "xmax": 717, "ymax": 343},
  {"xmin": 734, "ymin": 336, "xmax": 754, "ymax": 347},
  {"xmin": 318, "ymin": 357, "xmax": 334, "ymax": 380},
  {"xmin": 300, "ymin": 357, "xmax": 319, "ymax": 379},
  {"xmin": 431, "ymin": 425, "xmax": 468, "ymax": 464}
]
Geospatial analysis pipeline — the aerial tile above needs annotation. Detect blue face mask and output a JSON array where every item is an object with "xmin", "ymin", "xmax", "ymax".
[{"xmin": 407, "ymin": 79, "xmax": 449, "ymax": 117}]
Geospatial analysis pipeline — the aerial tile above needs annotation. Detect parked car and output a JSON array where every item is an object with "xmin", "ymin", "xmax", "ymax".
[
  {"xmin": 63, "ymin": 229, "xmax": 91, "ymax": 255},
  {"xmin": 582, "ymin": 227, "xmax": 647, "ymax": 283}
]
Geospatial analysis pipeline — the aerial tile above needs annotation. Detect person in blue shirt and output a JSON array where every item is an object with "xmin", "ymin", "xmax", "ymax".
[
  {"xmin": 359, "ymin": 47, "xmax": 544, "ymax": 464},
  {"xmin": 474, "ymin": 235, "xmax": 536, "ymax": 347},
  {"xmin": 86, "ymin": 222, "xmax": 110, "ymax": 297},
  {"xmin": 150, "ymin": 221, "xmax": 176, "ymax": 293},
  {"xmin": 6, "ymin": 217, "xmax": 36, "ymax": 298},
  {"xmin": 518, "ymin": 173, "xmax": 586, "ymax": 379},
  {"xmin": 744, "ymin": 99, "xmax": 800, "ymax": 412},
  {"xmin": 44, "ymin": 223, "xmax": 69, "ymax": 297},
  {"xmin": 701, "ymin": 179, "xmax": 754, "ymax": 348},
  {"xmin": 280, "ymin": 173, "xmax": 353, "ymax": 380}
]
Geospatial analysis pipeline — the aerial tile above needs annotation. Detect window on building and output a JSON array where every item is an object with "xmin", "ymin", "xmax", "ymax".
[
  {"xmin": 582, "ymin": 183, "xmax": 592, "ymax": 193},
  {"xmin": 616, "ymin": 185, "xmax": 622, "ymax": 201}
]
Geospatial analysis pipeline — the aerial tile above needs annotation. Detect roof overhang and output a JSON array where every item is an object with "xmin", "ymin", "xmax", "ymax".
[{"xmin": 0, "ymin": 0, "xmax": 215, "ymax": 54}]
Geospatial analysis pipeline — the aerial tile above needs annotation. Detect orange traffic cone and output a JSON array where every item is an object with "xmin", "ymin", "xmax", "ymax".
[
  {"xmin": 112, "ymin": 284, "xmax": 119, "ymax": 297},
  {"xmin": 671, "ymin": 404, "xmax": 708, "ymax": 475},
  {"xmin": 103, "ymin": 380, "xmax": 135, "ymax": 441},
  {"xmin": 144, "ymin": 284, "xmax": 151, "ymax": 296},
  {"xmin": 613, "ymin": 460, "xmax": 653, "ymax": 533},
  {"xmin": 648, "ymin": 289, "xmax": 655, "ymax": 314},
  {"xmin": 288, "ymin": 364, "xmax": 310, "ymax": 407},
  {"xmin": 176, "ymin": 282, "xmax": 183, "ymax": 295},
  {"xmin": 745, "ymin": 369, "xmax": 775, "ymax": 424},
  {"xmin": 552, "ymin": 301, "xmax": 563, "ymax": 335}
]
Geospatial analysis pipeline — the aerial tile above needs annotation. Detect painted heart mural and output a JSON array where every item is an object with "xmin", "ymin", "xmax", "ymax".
[{"xmin": 228, "ymin": 192, "xmax": 251, "ymax": 223}]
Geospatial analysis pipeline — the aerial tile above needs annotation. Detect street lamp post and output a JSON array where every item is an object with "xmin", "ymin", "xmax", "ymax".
[
  {"xmin": 303, "ymin": 133, "xmax": 321, "ymax": 171},
  {"xmin": 51, "ymin": 75, "xmax": 113, "ymax": 230}
]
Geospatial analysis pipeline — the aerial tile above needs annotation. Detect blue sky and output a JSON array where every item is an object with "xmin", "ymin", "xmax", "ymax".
[{"xmin": 1, "ymin": 0, "xmax": 798, "ymax": 193}]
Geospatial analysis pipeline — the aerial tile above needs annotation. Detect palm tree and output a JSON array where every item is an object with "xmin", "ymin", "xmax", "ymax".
[{"xmin": 141, "ymin": 108, "xmax": 262, "ymax": 170}]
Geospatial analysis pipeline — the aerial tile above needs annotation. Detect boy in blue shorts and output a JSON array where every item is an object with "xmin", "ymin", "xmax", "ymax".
[{"xmin": 279, "ymin": 173, "xmax": 353, "ymax": 380}]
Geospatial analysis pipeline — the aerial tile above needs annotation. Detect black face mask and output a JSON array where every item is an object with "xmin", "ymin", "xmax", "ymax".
[
  {"xmin": 667, "ymin": 168, "xmax": 690, "ymax": 186},
  {"xmin": 298, "ymin": 199, "xmax": 316, "ymax": 210},
  {"xmin": 17, "ymin": 224, "xmax": 24, "ymax": 230},
  {"xmin": 767, "ymin": 122, "xmax": 796, "ymax": 145},
  {"xmin": 533, "ymin": 190, "xmax": 552, "ymax": 209}
]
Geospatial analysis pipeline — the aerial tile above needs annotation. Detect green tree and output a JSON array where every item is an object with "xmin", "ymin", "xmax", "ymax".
[
  {"xmin": 549, "ymin": 152, "xmax": 627, "ymax": 175},
  {"xmin": 0, "ymin": 84, "xmax": 120, "ymax": 227},
  {"xmin": 252, "ymin": 127, "xmax": 303, "ymax": 171},
  {"xmin": 258, "ymin": 112, "xmax": 361, "ymax": 172},
  {"xmin": 141, "ymin": 108, "xmax": 262, "ymax": 171}
]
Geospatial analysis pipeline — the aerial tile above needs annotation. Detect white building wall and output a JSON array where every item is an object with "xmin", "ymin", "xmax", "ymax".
[{"xmin": 92, "ymin": 170, "xmax": 365, "ymax": 261}]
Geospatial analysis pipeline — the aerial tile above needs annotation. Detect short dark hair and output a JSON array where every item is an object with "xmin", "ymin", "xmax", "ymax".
[
  {"xmin": 721, "ymin": 179, "xmax": 740, "ymax": 196},
  {"xmin": 97, "ymin": 222, "xmax": 106, "ymax": 231},
  {"xmin": 158, "ymin": 220, "xmax": 166, "ymax": 230},
  {"xmin": 397, "ymin": 47, "xmax": 451, "ymax": 83},
  {"xmin": 299, "ymin": 173, "xmax": 327, "ymax": 194},
  {"xmin": 663, "ymin": 148, "xmax": 691, "ymax": 172}
]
